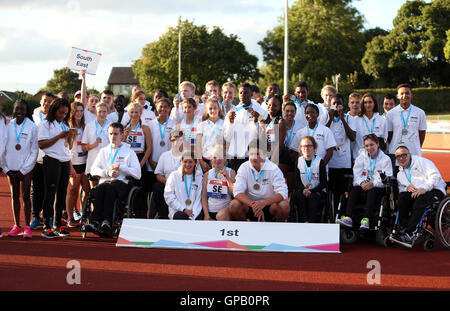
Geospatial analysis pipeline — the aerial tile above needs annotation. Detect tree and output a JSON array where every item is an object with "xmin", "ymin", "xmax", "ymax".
[
  {"xmin": 362, "ymin": 0, "xmax": 450, "ymax": 87},
  {"xmin": 258, "ymin": 0, "xmax": 366, "ymax": 92},
  {"xmin": 132, "ymin": 19, "xmax": 260, "ymax": 95},
  {"xmin": 42, "ymin": 68, "xmax": 82, "ymax": 95}
]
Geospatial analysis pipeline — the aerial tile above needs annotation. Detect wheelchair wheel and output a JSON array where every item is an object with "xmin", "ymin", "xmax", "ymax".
[
  {"xmin": 376, "ymin": 227, "xmax": 389, "ymax": 247},
  {"xmin": 126, "ymin": 186, "xmax": 142, "ymax": 218},
  {"xmin": 383, "ymin": 236, "xmax": 395, "ymax": 248},
  {"xmin": 435, "ymin": 197, "xmax": 450, "ymax": 249},
  {"xmin": 340, "ymin": 228, "xmax": 357, "ymax": 244},
  {"xmin": 424, "ymin": 239, "xmax": 435, "ymax": 252}
]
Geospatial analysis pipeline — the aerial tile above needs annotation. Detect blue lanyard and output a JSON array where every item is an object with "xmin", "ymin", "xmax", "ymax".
[
  {"xmin": 127, "ymin": 122, "xmax": 140, "ymax": 134},
  {"xmin": 307, "ymin": 123, "xmax": 318, "ymax": 137},
  {"xmin": 364, "ymin": 117, "xmax": 376, "ymax": 133},
  {"xmin": 57, "ymin": 120, "xmax": 68, "ymax": 131},
  {"xmin": 214, "ymin": 167, "xmax": 228, "ymax": 178},
  {"xmin": 184, "ymin": 117, "xmax": 196, "ymax": 140},
  {"xmin": 285, "ymin": 120, "xmax": 295, "ymax": 146},
  {"xmin": 207, "ymin": 119, "xmax": 222, "ymax": 136},
  {"xmin": 158, "ymin": 118, "xmax": 168, "ymax": 141},
  {"xmin": 404, "ymin": 161, "xmax": 412, "ymax": 183},
  {"xmin": 14, "ymin": 118, "xmax": 27, "ymax": 144},
  {"xmin": 235, "ymin": 103, "xmax": 253, "ymax": 112},
  {"xmin": 109, "ymin": 144, "xmax": 122, "ymax": 164},
  {"xmin": 184, "ymin": 174, "xmax": 194, "ymax": 199},
  {"xmin": 39, "ymin": 111, "xmax": 43, "ymax": 122},
  {"xmin": 369, "ymin": 153, "xmax": 378, "ymax": 179},
  {"xmin": 109, "ymin": 144, "xmax": 121, "ymax": 165},
  {"xmin": 333, "ymin": 116, "xmax": 341, "ymax": 123},
  {"xmin": 251, "ymin": 163, "xmax": 266, "ymax": 184},
  {"xmin": 400, "ymin": 106, "xmax": 412, "ymax": 129},
  {"xmin": 95, "ymin": 120, "xmax": 107, "ymax": 137},
  {"xmin": 303, "ymin": 156, "xmax": 316, "ymax": 183}
]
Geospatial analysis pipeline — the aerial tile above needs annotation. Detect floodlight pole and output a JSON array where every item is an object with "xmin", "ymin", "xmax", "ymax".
[
  {"xmin": 178, "ymin": 28, "xmax": 181, "ymax": 87},
  {"xmin": 283, "ymin": 0, "xmax": 289, "ymax": 95}
]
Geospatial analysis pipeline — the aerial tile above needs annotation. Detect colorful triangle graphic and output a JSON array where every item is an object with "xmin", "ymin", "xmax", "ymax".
[
  {"xmin": 191, "ymin": 240, "xmax": 250, "ymax": 250},
  {"xmin": 302, "ymin": 243, "xmax": 340, "ymax": 252},
  {"xmin": 116, "ymin": 236, "xmax": 135, "ymax": 246}
]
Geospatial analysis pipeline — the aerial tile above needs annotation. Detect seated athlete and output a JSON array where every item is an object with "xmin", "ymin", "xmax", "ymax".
[
  {"xmin": 230, "ymin": 139, "xmax": 289, "ymax": 222},
  {"xmin": 84, "ymin": 122, "xmax": 141, "ymax": 236}
]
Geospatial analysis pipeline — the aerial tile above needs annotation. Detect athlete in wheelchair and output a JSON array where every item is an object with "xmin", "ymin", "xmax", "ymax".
[
  {"xmin": 336, "ymin": 134, "xmax": 393, "ymax": 243},
  {"xmin": 81, "ymin": 122, "xmax": 141, "ymax": 238},
  {"xmin": 289, "ymin": 136, "xmax": 330, "ymax": 223},
  {"xmin": 388, "ymin": 145, "xmax": 448, "ymax": 250}
]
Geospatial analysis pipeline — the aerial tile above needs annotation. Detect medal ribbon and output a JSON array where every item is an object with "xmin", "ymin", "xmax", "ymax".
[
  {"xmin": 158, "ymin": 118, "xmax": 168, "ymax": 141},
  {"xmin": 251, "ymin": 162, "xmax": 266, "ymax": 185},
  {"xmin": 14, "ymin": 118, "xmax": 27, "ymax": 144},
  {"xmin": 400, "ymin": 106, "xmax": 412, "ymax": 130},
  {"xmin": 363, "ymin": 117, "xmax": 376, "ymax": 133},
  {"xmin": 369, "ymin": 152, "xmax": 378, "ymax": 179},
  {"xmin": 307, "ymin": 123, "xmax": 318, "ymax": 137},
  {"xmin": 184, "ymin": 174, "xmax": 194, "ymax": 200},
  {"xmin": 184, "ymin": 117, "xmax": 196, "ymax": 140},
  {"xmin": 109, "ymin": 144, "xmax": 122, "ymax": 165},
  {"xmin": 303, "ymin": 156, "xmax": 316, "ymax": 183},
  {"xmin": 95, "ymin": 120, "xmax": 107, "ymax": 138},
  {"xmin": 404, "ymin": 161, "xmax": 412, "ymax": 184},
  {"xmin": 285, "ymin": 120, "xmax": 295, "ymax": 146}
]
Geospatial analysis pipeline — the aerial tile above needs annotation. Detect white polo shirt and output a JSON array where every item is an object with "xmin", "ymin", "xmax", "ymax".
[
  {"xmin": 386, "ymin": 104, "xmax": 427, "ymax": 156},
  {"xmin": 197, "ymin": 118, "xmax": 224, "ymax": 160},
  {"xmin": 148, "ymin": 118, "xmax": 177, "ymax": 171},
  {"xmin": 154, "ymin": 150, "xmax": 181, "ymax": 180},
  {"xmin": 32, "ymin": 107, "xmax": 47, "ymax": 164},
  {"xmin": 81, "ymin": 119, "xmax": 111, "ymax": 174},
  {"xmin": 121, "ymin": 105, "xmax": 156, "ymax": 128}
]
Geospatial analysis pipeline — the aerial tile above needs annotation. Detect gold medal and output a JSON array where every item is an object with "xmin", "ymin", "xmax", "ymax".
[
  {"xmin": 253, "ymin": 184, "xmax": 260, "ymax": 190},
  {"xmin": 185, "ymin": 199, "xmax": 192, "ymax": 206},
  {"xmin": 64, "ymin": 141, "xmax": 69, "ymax": 147}
]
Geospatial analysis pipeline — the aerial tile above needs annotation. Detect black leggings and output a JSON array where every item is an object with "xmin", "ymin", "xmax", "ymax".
[
  {"xmin": 292, "ymin": 190, "xmax": 324, "ymax": 223},
  {"xmin": 152, "ymin": 181, "xmax": 169, "ymax": 219},
  {"xmin": 42, "ymin": 156, "xmax": 70, "ymax": 229},
  {"xmin": 91, "ymin": 180, "xmax": 131, "ymax": 224},
  {"xmin": 398, "ymin": 190, "xmax": 444, "ymax": 233},
  {"xmin": 31, "ymin": 162, "xmax": 44, "ymax": 219},
  {"xmin": 345, "ymin": 186, "xmax": 385, "ymax": 220}
]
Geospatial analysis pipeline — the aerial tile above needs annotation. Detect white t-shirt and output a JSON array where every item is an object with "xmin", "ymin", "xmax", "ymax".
[
  {"xmin": 2, "ymin": 117, "xmax": 38, "ymax": 175},
  {"xmin": 327, "ymin": 114, "xmax": 356, "ymax": 169},
  {"xmin": 38, "ymin": 120, "xmax": 71, "ymax": 162},
  {"xmin": 233, "ymin": 158, "xmax": 288, "ymax": 202},
  {"xmin": 71, "ymin": 127, "xmax": 88, "ymax": 165},
  {"xmin": 154, "ymin": 150, "xmax": 181, "ymax": 180},
  {"xmin": 386, "ymin": 104, "xmax": 427, "ymax": 156},
  {"xmin": 81, "ymin": 119, "xmax": 111, "ymax": 174},
  {"xmin": 353, "ymin": 113, "xmax": 387, "ymax": 158},
  {"xmin": 289, "ymin": 123, "xmax": 337, "ymax": 161},
  {"xmin": 223, "ymin": 102, "xmax": 268, "ymax": 158},
  {"xmin": 121, "ymin": 105, "xmax": 156, "ymax": 128},
  {"xmin": 32, "ymin": 107, "xmax": 47, "ymax": 164},
  {"xmin": 148, "ymin": 118, "xmax": 177, "ymax": 171},
  {"xmin": 197, "ymin": 118, "xmax": 224, "ymax": 160},
  {"xmin": 292, "ymin": 100, "xmax": 326, "ymax": 129}
]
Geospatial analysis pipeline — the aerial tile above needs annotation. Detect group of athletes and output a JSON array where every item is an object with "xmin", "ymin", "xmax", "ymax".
[{"xmin": 0, "ymin": 71, "xmax": 447, "ymax": 247}]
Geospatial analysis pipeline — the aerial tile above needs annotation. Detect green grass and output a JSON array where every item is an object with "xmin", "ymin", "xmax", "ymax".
[{"xmin": 426, "ymin": 113, "xmax": 450, "ymax": 121}]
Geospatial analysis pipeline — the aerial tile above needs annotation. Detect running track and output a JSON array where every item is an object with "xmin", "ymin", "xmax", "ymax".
[{"xmin": 0, "ymin": 151, "xmax": 449, "ymax": 293}]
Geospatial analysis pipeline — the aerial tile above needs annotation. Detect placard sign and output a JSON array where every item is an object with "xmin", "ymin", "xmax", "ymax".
[
  {"xmin": 66, "ymin": 47, "xmax": 102, "ymax": 75},
  {"xmin": 116, "ymin": 219, "xmax": 340, "ymax": 253}
]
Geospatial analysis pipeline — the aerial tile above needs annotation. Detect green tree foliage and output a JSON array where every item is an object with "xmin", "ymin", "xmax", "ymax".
[
  {"xmin": 42, "ymin": 68, "xmax": 82, "ymax": 95},
  {"xmin": 362, "ymin": 0, "xmax": 450, "ymax": 87},
  {"xmin": 133, "ymin": 19, "xmax": 260, "ymax": 95},
  {"xmin": 258, "ymin": 0, "xmax": 367, "ymax": 92}
]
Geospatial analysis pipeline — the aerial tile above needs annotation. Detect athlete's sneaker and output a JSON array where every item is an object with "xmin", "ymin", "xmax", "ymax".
[
  {"xmin": 23, "ymin": 226, "xmax": 32, "ymax": 239},
  {"xmin": 100, "ymin": 220, "xmax": 112, "ymax": 237},
  {"xmin": 30, "ymin": 217, "xmax": 41, "ymax": 230},
  {"xmin": 73, "ymin": 210, "xmax": 82, "ymax": 222},
  {"xmin": 84, "ymin": 221, "xmax": 100, "ymax": 233},
  {"xmin": 41, "ymin": 228, "xmax": 57, "ymax": 239},
  {"xmin": 67, "ymin": 218, "xmax": 80, "ymax": 228},
  {"xmin": 336, "ymin": 216, "xmax": 353, "ymax": 228},
  {"xmin": 0, "ymin": 228, "xmax": 2, "ymax": 237},
  {"xmin": 54, "ymin": 227, "xmax": 70, "ymax": 237},
  {"xmin": 360, "ymin": 218, "xmax": 370, "ymax": 230},
  {"xmin": 8, "ymin": 225, "xmax": 23, "ymax": 237},
  {"xmin": 390, "ymin": 232, "xmax": 413, "ymax": 248}
]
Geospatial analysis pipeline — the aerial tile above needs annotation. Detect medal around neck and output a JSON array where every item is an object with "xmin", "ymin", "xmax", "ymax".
[
  {"xmin": 253, "ymin": 183, "xmax": 260, "ymax": 190},
  {"xmin": 185, "ymin": 199, "xmax": 192, "ymax": 206},
  {"xmin": 15, "ymin": 144, "xmax": 21, "ymax": 150},
  {"xmin": 160, "ymin": 140, "xmax": 166, "ymax": 147}
]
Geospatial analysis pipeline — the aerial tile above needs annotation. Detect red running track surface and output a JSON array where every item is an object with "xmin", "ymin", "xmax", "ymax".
[{"xmin": 0, "ymin": 172, "xmax": 449, "ymax": 292}]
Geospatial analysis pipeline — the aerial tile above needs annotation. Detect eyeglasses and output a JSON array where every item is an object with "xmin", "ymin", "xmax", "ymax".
[
  {"xmin": 395, "ymin": 153, "xmax": 409, "ymax": 160},
  {"xmin": 301, "ymin": 144, "xmax": 314, "ymax": 148}
]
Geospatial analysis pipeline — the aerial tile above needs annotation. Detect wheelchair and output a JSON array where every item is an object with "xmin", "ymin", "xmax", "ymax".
[
  {"xmin": 80, "ymin": 176, "xmax": 145, "ymax": 238},
  {"xmin": 288, "ymin": 187, "xmax": 333, "ymax": 224},
  {"xmin": 336, "ymin": 173, "xmax": 396, "ymax": 245},
  {"xmin": 387, "ymin": 189, "xmax": 450, "ymax": 251}
]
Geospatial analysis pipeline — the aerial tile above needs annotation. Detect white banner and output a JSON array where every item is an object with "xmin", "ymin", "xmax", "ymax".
[
  {"xmin": 116, "ymin": 219, "xmax": 340, "ymax": 253},
  {"xmin": 66, "ymin": 47, "xmax": 102, "ymax": 75}
]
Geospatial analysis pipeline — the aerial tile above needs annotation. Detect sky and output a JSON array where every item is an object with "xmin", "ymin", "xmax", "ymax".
[{"xmin": 0, "ymin": 0, "xmax": 411, "ymax": 95}]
